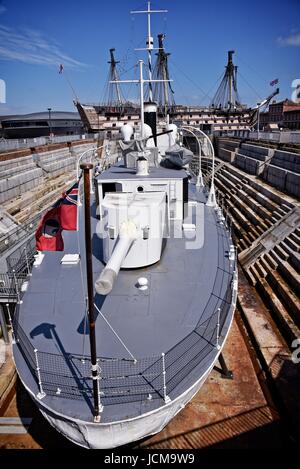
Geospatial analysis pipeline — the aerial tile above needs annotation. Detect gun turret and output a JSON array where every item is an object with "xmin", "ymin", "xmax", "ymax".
[
  {"xmin": 95, "ymin": 221, "xmax": 137, "ymax": 296},
  {"xmin": 95, "ymin": 192, "xmax": 167, "ymax": 296}
]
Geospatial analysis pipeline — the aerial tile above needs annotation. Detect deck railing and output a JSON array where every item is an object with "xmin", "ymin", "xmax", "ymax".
[
  {"xmin": 0, "ymin": 213, "xmax": 41, "ymax": 255},
  {"xmin": 9, "ymin": 209, "xmax": 237, "ymax": 413},
  {"xmin": 0, "ymin": 238, "xmax": 36, "ymax": 299},
  {"xmin": 0, "ymin": 133, "xmax": 105, "ymax": 153},
  {"xmin": 230, "ymin": 130, "xmax": 300, "ymax": 145},
  {"xmin": 12, "ymin": 272, "xmax": 235, "ymax": 410}
]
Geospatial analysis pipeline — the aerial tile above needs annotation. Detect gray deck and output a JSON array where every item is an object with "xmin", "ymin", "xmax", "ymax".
[
  {"xmin": 97, "ymin": 163, "xmax": 187, "ymax": 181},
  {"xmin": 13, "ymin": 176, "xmax": 235, "ymax": 423}
]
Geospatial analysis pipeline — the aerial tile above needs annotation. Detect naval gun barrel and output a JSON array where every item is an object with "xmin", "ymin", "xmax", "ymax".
[{"xmin": 95, "ymin": 220, "xmax": 137, "ymax": 296}]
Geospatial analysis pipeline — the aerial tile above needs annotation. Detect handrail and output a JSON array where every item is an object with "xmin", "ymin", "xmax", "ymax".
[
  {"xmin": 76, "ymin": 143, "xmax": 109, "ymax": 179},
  {"xmin": 8, "ymin": 195, "xmax": 236, "ymax": 409},
  {"xmin": 0, "ymin": 213, "xmax": 41, "ymax": 254},
  {"xmin": 180, "ymin": 126, "xmax": 204, "ymax": 187},
  {"xmin": 180, "ymin": 125, "xmax": 215, "ymax": 184},
  {"xmin": 12, "ymin": 267, "xmax": 234, "ymax": 407}
]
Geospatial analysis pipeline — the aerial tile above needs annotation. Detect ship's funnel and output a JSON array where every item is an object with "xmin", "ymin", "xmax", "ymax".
[{"xmin": 144, "ymin": 102, "xmax": 157, "ymax": 145}]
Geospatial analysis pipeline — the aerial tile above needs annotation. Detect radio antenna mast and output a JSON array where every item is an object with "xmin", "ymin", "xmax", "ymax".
[{"xmin": 131, "ymin": 1, "xmax": 168, "ymax": 102}]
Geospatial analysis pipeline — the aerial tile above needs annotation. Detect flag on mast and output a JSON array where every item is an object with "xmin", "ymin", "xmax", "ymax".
[
  {"xmin": 35, "ymin": 180, "xmax": 80, "ymax": 252},
  {"xmin": 270, "ymin": 78, "xmax": 279, "ymax": 86}
]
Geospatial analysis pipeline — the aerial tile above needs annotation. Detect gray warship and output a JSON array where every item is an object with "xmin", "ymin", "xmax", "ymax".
[{"xmin": 11, "ymin": 2, "xmax": 238, "ymax": 449}]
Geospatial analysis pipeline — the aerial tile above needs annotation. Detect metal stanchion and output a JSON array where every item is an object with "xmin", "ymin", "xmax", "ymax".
[
  {"xmin": 162, "ymin": 353, "xmax": 171, "ymax": 404},
  {"xmin": 0, "ymin": 304, "xmax": 9, "ymax": 344}
]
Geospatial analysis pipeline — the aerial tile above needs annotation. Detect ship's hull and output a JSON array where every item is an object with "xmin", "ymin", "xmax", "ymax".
[
  {"xmin": 19, "ymin": 335, "xmax": 230, "ymax": 449},
  {"xmin": 41, "ymin": 369, "xmax": 210, "ymax": 449},
  {"xmin": 12, "ymin": 175, "xmax": 238, "ymax": 449},
  {"xmin": 15, "ymin": 285, "xmax": 236, "ymax": 449}
]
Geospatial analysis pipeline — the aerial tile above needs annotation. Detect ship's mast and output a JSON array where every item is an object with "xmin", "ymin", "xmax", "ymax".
[
  {"xmin": 80, "ymin": 163, "xmax": 103, "ymax": 422},
  {"xmin": 107, "ymin": 48, "xmax": 124, "ymax": 107},
  {"xmin": 110, "ymin": 60, "xmax": 172, "ymax": 140},
  {"xmin": 109, "ymin": 48, "xmax": 122, "ymax": 105},
  {"xmin": 228, "ymin": 51, "xmax": 234, "ymax": 107},
  {"xmin": 153, "ymin": 33, "xmax": 175, "ymax": 115},
  {"xmin": 211, "ymin": 50, "xmax": 241, "ymax": 111},
  {"xmin": 131, "ymin": 1, "xmax": 168, "ymax": 102}
]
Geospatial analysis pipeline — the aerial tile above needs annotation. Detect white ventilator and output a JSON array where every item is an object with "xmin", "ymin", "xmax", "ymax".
[
  {"xmin": 121, "ymin": 124, "xmax": 134, "ymax": 142},
  {"xmin": 167, "ymin": 123, "xmax": 178, "ymax": 147},
  {"xmin": 142, "ymin": 123, "xmax": 153, "ymax": 141}
]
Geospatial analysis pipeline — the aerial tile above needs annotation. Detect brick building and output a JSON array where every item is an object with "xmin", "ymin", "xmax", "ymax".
[
  {"xmin": 283, "ymin": 108, "xmax": 300, "ymax": 130},
  {"xmin": 260, "ymin": 99, "xmax": 300, "ymax": 130}
]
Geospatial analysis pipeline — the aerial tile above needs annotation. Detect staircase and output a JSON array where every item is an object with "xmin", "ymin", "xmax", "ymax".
[
  {"xmin": 239, "ymin": 207, "xmax": 300, "ymax": 271},
  {"xmin": 203, "ymin": 162, "xmax": 226, "ymax": 186},
  {"xmin": 202, "ymin": 156, "xmax": 300, "ymax": 346}
]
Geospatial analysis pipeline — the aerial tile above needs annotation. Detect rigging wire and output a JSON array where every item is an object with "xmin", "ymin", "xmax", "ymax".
[
  {"xmin": 99, "ymin": 75, "xmax": 109, "ymax": 106},
  {"xmin": 163, "ymin": 13, "xmax": 168, "ymax": 35},
  {"xmin": 237, "ymin": 70, "xmax": 263, "ymax": 102},
  {"xmin": 235, "ymin": 53, "xmax": 270, "ymax": 88},
  {"xmin": 59, "ymin": 67, "xmax": 79, "ymax": 102},
  {"xmin": 119, "ymin": 38, "xmax": 145, "ymax": 74},
  {"xmin": 76, "ymin": 182, "xmax": 89, "ymax": 360},
  {"xmin": 130, "ymin": 13, "xmax": 140, "ymax": 65},
  {"xmin": 98, "ymin": 7, "xmax": 143, "ymax": 106},
  {"xmin": 169, "ymin": 63, "xmax": 190, "ymax": 105},
  {"xmin": 123, "ymin": 63, "xmax": 139, "ymax": 103},
  {"xmin": 169, "ymin": 58, "xmax": 208, "ymax": 100},
  {"xmin": 118, "ymin": 62, "xmax": 140, "ymax": 79},
  {"xmin": 198, "ymin": 72, "xmax": 225, "ymax": 106},
  {"xmin": 86, "ymin": 67, "xmax": 105, "ymax": 105},
  {"xmin": 94, "ymin": 303, "xmax": 137, "ymax": 362}
]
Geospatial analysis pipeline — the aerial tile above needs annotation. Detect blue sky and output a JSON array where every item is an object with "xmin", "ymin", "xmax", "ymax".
[{"xmin": 0, "ymin": 0, "xmax": 299, "ymax": 115}]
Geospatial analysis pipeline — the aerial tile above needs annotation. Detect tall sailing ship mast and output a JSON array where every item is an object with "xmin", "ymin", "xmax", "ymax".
[
  {"xmin": 75, "ymin": 1, "xmax": 275, "ymax": 135},
  {"xmin": 153, "ymin": 33, "xmax": 176, "ymax": 115},
  {"xmin": 106, "ymin": 48, "xmax": 125, "ymax": 110},
  {"xmin": 211, "ymin": 50, "xmax": 241, "ymax": 111}
]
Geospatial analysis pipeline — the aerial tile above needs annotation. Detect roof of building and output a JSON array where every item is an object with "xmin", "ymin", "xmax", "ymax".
[
  {"xmin": 0, "ymin": 111, "xmax": 81, "ymax": 122},
  {"xmin": 270, "ymin": 99, "xmax": 298, "ymax": 107},
  {"xmin": 283, "ymin": 106, "xmax": 300, "ymax": 113}
]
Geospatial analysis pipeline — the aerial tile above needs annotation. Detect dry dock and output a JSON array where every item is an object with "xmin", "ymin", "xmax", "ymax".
[
  {"xmin": 0, "ymin": 318, "xmax": 283, "ymax": 449},
  {"xmin": 137, "ymin": 318, "xmax": 282, "ymax": 449},
  {"xmin": 0, "ymin": 134, "xmax": 300, "ymax": 449}
]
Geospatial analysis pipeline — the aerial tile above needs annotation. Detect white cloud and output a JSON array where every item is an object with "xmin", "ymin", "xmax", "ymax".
[
  {"xmin": 277, "ymin": 33, "xmax": 300, "ymax": 47},
  {"xmin": 0, "ymin": 24, "xmax": 87, "ymax": 69}
]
